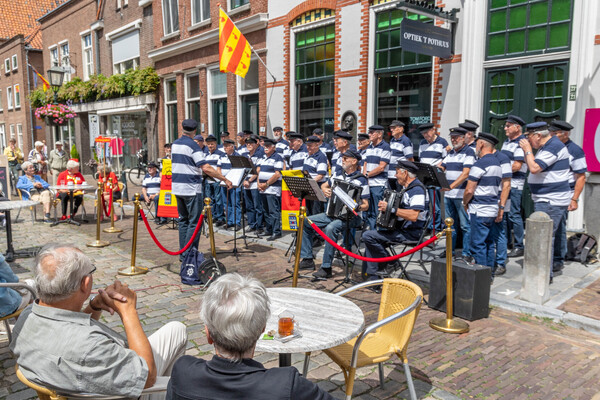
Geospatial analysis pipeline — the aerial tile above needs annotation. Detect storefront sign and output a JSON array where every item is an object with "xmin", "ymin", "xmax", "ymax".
[
  {"xmin": 401, "ymin": 18, "xmax": 452, "ymax": 59},
  {"xmin": 157, "ymin": 159, "xmax": 179, "ymax": 218},
  {"xmin": 583, "ymin": 108, "xmax": 600, "ymax": 173},
  {"xmin": 89, "ymin": 114, "xmax": 100, "ymax": 147}
]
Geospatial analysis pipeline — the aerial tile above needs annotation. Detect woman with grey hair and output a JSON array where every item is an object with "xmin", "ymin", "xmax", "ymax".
[
  {"xmin": 16, "ymin": 161, "xmax": 53, "ymax": 222},
  {"xmin": 56, "ymin": 159, "xmax": 86, "ymax": 220},
  {"xmin": 28, "ymin": 141, "xmax": 48, "ymax": 182},
  {"xmin": 166, "ymin": 273, "xmax": 334, "ymax": 400}
]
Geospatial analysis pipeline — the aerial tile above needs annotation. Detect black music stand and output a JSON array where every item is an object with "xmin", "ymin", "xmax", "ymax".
[
  {"xmin": 414, "ymin": 162, "xmax": 450, "ymax": 234},
  {"xmin": 273, "ymin": 175, "xmax": 326, "ymax": 285},
  {"xmin": 328, "ymin": 199, "xmax": 363, "ymax": 292},
  {"xmin": 221, "ymin": 155, "xmax": 256, "ymax": 260}
]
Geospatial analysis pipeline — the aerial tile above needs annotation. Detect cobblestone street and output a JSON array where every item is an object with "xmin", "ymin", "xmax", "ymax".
[{"xmin": 2, "ymin": 213, "xmax": 600, "ymax": 399}]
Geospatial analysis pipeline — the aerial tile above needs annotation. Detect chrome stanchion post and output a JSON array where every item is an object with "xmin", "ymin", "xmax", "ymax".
[
  {"xmin": 87, "ymin": 180, "xmax": 110, "ymax": 248},
  {"xmin": 292, "ymin": 206, "xmax": 307, "ymax": 288},
  {"xmin": 119, "ymin": 193, "xmax": 148, "ymax": 276},
  {"xmin": 429, "ymin": 217, "xmax": 469, "ymax": 334}
]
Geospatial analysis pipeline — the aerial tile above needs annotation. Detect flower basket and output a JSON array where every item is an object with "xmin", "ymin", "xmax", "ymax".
[
  {"xmin": 35, "ymin": 104, "xmax": 77, "ymax": 126},
  {"xmin": 44, "ymin": 116, "xmax": 68, "ymax": 126}
]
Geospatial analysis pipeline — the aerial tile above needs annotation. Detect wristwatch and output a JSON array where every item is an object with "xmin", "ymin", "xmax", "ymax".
[
  {"xmin": 499, "ymin": 205, "xmax": 505, "ymax": 210},
  {"xmin": 525, "ymin": 151, "xmax": 532, "ymax": 156},
  {"xmin": 89, "ymin": 295, "xmax": 102, "ymax": 312}
]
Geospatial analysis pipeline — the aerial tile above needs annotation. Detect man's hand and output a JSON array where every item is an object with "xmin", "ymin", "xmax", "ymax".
[
  {"xmin": 519, "ymin": 139, "xmax": 532, "ymax": 153},
  {"xmin": 224, "ymin": 179, "xmax": 233, "ymax": 190},
  {"xmin": 90, "ymin": 285, "xmax": 128, "ymax": 315},
  {"xmin": 34, "ymin": 182, "xmax": 43, "ymax": 189},
  {"xmin": 568, "ymin": 199, "xmax": 578, "ymax": 211},
  {"xmin": 243, "ymin": 180, "xmax": 250, "ymax": 189},
  {"xmin": 495, "ymin": 209, "xmax": 504, "ymax": 223},
  {"xmin": 109, "ymin": 280, "xmax": 138, "ymax": 317},
  {"xmin": 258, "ymin": 182, "xmax": 267, "ymax": 191},
  {"xmin": 322, "ymin": 187, "xmax": 332, "ymax": 198},
  {"xmin": 377, "ymin": 200, "xmax": 388, "ymax": 212}
]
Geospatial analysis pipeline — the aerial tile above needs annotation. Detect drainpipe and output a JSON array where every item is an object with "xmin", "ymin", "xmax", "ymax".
[{"xmin": 25, "ymin": 46, "xmax": 36, "ymax": 153}]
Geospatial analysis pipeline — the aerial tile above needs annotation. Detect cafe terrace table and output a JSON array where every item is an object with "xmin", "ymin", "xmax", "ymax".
[
  {"xmin": 49, "ymin": 184, "xmax": 95, "ymax": 226},
  {"xmin": 0, "ymin": 200, "xmax": 40, "ymax": 262},
  {"xmin": 255, "ymin": 287, "xmax": 365, "ymax": 369}
]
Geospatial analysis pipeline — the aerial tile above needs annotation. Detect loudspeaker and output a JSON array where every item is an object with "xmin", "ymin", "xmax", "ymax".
[{"xmin": 428, "ymin": 258, "xmax": 491, "ymax": 321}]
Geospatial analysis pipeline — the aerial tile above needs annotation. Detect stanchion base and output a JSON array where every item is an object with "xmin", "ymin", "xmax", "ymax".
[
  {"xmin": 429, "ymin": 316, "xmax": 470, "ymax": 334},
  {"xmin": 103, "ymin": 227, "xmax": 123, "ymax": 233},
  {"xmin": 86, "ymin": 240, "xmax": 110, "ymax": 248},
  {"xmin": 118, "ymin": 266, "xmax": 149, "ymax": 276}
]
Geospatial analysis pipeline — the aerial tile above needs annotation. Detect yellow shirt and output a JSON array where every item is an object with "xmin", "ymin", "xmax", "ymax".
[{"xmin": 4, "ymin": 147, "xmax": 24, "ymax": 164}]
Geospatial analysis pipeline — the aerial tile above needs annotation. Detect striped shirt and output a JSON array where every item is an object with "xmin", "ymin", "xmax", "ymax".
[
  {"xmin": 500, "ymin": 135, "xmax": 527, "ymax": 190},
  {"xmin": 494, "ymin": 150, "xmax": 513, "ymax": 210},
  {"xmin": 468, "ymin": 153, "xmax": 502, "ymax": 217},
  {"xmin": 237, "ymin": 145, "xmax": 249, "ymax": 158},
  {"xmin": 141, "ymin": 173, "xmax": 161, "ymax": 196},
  {"xmin": 289, "ymin": 144, "xmax": 308, "ymax": 170},
  {"xmin": 204, "ymin": 149, "xmax": 225, "ymax": 183},
  {"xmin": 275, "ymin": 139, "xmax": 289, "ymax": 159},
  {"xmin": 564, "ymin": 139, "xmax": 587, "ymax": 191},
  {"xmin": 441, "ymin": 145, "xmax": 475, "ymax": 199},
  {"xmin": 303, "ymin": 151, "xmax": 328, "ymax": 183},
  {"xmin": 388, "ymin": 135, "xmax": 414, "ymax": 179},
  {"xmin": 398, "ymin": 179, "xmax": 429, "ymax": 234},
  {"xmin": 419, "ymin": 136, "xmax": 448, "ymax": 166},
  {"xmin": 217, "ymin": 151, "xmax": 239, "ymax": 177},
  {"xmin": 244, "ymin": 146, "xmax": 265, "ymax": 190},
  {"xmin": 319, "ymin": 142, "xmax": 334, "ymax": 158},
  {"xmin": 328, "ymin": 170, "xmax": 369, "ymax": 217},
  {"xmin": 528, "ymin": 136, "xmax": 571, "ymax": 206},
  {"xmin": 330, "ymin": 144, "xmax": 357, "ymax": 179},
  {"xmin": 171, "ymin": 135, "xmax": 207, "ymax": 196},
  {"xmin": 258, "ymin": 152, "xmax": 284, "ymax": 195},
  {"xmin": 364, "ymin": 140, "xmax": 391, "ymax": 187}
]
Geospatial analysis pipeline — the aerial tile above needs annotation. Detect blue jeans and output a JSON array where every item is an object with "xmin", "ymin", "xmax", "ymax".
[
  {"xmin": 366, "ymin": 185, "xmax": 386, "ymax": 230},
  {"xmin": 445, "ymin": 197, "xmax": 470, "ymax": 257},
  {"xmin": 244, "ymin": 188, "xmax": 263, "ymax": 230},
  {"xmin": 300, "ymin": 213, "xmax": 362, "ymax": 269},
  {"xmin": 490, "ymin": 214, "xmax": 508, "ymax": 270},
  {"xmin": 428, "ymin": 188, "xmax": 443, "ymax": 232},
  {"xmin": 361, "ymin": 228, "xmax": 418, "ymax": 279},
  {"xmin": 534, "ymin": 202, "xmax": 568, "ymax": 275},
  {"xmin": 260, "ymin": 193, "xmax": 281, "ymax": 236},
  {"xmin": 222, "ymin": 187, "xmax": 241, "ymax": 226},
  {"xmin": 507, "ymin": 189, "xmax": 524, "ymax": 250},
  {"xmin": 555, "ymin": 212, "xmax": 568, "ymax": 266},
  {"xmin": 152, "ymin": 196, "xmax": 166, "ymax": 222},
  {"xmin": 204, "ymin": 181, "xmax": 224, "ymax": 222},
  {"xmin": 469, "ymin": 214, "xmax": 495, "ymax": 268},
  {"xmin": 175, "ymin": 194, "xmax": 203, "ymax": 261}
]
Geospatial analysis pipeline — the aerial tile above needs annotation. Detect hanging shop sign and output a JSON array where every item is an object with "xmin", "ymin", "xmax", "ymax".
[{"xmin": 401, "ymin": 18, "xmax": 452, "ymax": 59}]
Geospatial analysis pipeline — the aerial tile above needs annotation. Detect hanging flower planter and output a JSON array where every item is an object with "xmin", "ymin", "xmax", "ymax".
[{"xmin": 35, "ymin": 104, "xmax": 77, "ymax": 126}]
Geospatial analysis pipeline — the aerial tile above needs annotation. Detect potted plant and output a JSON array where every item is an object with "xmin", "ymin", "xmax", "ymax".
[{"xmin": 34, "ymin": 103, "xmax": 77, "ymax": 126}]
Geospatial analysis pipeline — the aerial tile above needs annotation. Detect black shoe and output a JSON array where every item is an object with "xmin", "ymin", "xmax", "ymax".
[
  {"xmin": 246, "ymin": 226, "xmax": 256, "ymax": 232},
  {"xmin": 312, "ymin": 268, "xmax": 333, "ymax": 279},
  {"xmin": 495, "ymin": 266, "xmax": 506, "ymax": 276},
  {"xmin": 299, "ymin": 258, "xmax": 315, "ymax": 270},
  {"xmin": 215, "ymin": 220, "xmax": 225, "ymax": 227},
  {"xmin": 313, "ymin": 238, "xmax": 325, "ymax": 247},
  {"xmin": 368, "ymin": 285, "xmax": 382, "ymax": 294},
  {"xmin": 234, "ymin": 225, "xmax": 242, "ymax": 231},
  {"xmin": 267, "ymin": 233, "xmax": 282, "ymax": 241},
  {"xmin": 157, "ymin": 219, "xmax": 168, "ymax": 225},
  {"xmin": 507, "ymin": 248, "xmax": 524, "ymax": 258},
  {"xmin": 226, "ymin": 223, "xmax": 234, "ymax": 229},
  {"xmin": 255, "ymin": 228, "xmax": 265, "ymax": 236},
  {"xmin": 439, "ymin": 251, "xmax": 446, "ymax": 258},
  {"xmin": 553, "ymin": 262, "xmax": 564, "ymax": 272},
  {"xmin": 458, "ymin": 255, "xmax": 474, "ymax": 265}
]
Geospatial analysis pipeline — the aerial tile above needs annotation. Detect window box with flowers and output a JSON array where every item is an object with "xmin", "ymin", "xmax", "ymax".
[{"xmin": 35, "ymin": 103, "xmax": 77, "ymax": 126}]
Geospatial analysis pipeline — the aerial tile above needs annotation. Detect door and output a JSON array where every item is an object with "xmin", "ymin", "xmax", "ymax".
[{"xmin": 212, "ymin": 99, "xmax": 227, "ymax": 140}]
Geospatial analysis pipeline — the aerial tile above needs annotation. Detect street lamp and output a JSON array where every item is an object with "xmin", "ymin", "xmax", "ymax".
[{"xmin": 47, "ymin": 66, "xmax": 65, "ymax": 104}]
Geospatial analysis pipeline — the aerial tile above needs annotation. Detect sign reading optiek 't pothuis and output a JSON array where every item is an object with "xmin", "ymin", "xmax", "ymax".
[{"xmin": 401, "ymin": 18, "xmax": 452, "ymax": 59}]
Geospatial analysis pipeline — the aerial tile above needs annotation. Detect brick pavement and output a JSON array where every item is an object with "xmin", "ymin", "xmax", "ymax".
[{"xmin": 2, "ymin": 213, "xmax": 600, "ymax": 399}]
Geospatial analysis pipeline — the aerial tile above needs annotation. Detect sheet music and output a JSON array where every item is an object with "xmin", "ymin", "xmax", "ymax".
[
  {"xmin": 220, "ymin": 169, "xmax": 246, "ymax": 188},
  {"xmin": 332, "ymin": 185, "xmax": 358, "ymax": 214}
]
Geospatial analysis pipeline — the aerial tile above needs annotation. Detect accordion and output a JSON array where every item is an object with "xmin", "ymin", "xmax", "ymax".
[
  {"xmin": 326, "ymin": 179, "xmax": 362, "ymax": 220},
  {"xmin": 376, "ymin": 189, "xmax": 405, "ymax": 230}
]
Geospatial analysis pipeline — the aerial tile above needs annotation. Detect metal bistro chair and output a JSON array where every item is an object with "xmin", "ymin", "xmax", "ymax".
[
  {"xmin": 321, "ymin": 278, "xmax": 423, "ymax": 400},
  {"xmin": 14, "ymin": 188, "xmax": 36, "ymax": 224},
  {"xmin": 16, "ymin": 365, "xmax": 170, "ymax": 400},
  {"xmin": 0, "ymin": 282, "xmax": 37, "ymax": 343}
]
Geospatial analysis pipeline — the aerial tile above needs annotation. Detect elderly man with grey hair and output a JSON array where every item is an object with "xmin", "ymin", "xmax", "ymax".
[
  {"xmin": 10, "ymin": 244, "xmax": 187, "ymax": 399},
  {"xmin": 167, "ymin": 273, "xmax": 334, "ymax": 400}
]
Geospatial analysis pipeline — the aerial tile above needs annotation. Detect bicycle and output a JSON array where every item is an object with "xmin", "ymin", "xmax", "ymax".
[{"xmin": 127, "ymin": 148, "xmax": 148, "ymax": 186}]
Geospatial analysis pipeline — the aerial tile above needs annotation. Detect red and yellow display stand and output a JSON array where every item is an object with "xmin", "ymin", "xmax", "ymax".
[
  {"xmin": 157, "ymin": 159, "xmax": 179, "ymax": 219},
  {"xmin": 281, "ymin": 170, "xmax": 306, "ymax": 231}
]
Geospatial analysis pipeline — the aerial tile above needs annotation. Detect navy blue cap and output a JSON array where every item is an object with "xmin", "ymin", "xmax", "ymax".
[
  {"xmin": 342, "ymin": 149, "xmax": 362, "ymax": 161},
  {"xmin": 193, "ymin": 135, "xmax": 204, "ymax": 141},
  {"xmin": 396, "ymin": 160, "xmax": 418, "ymax": 174},
  {"xmin": 287, "ymin": 131, "xmax": 304, "ymax": 140},
  {"xmin": 449, "ymin": 127, "xmax": 467, "ymax": 136},
  {"xmin": 459, "ymin": 121, "xmax": 479, "ymax": 132},
  {"xmin": 476, "ymin": 132, "xmax": 499, "ymax": 146},
  {"xmin": 148, "ymin": 161, "xmax": 160, "ymax": 168},
  {"xmin": 205, "ymin": 135, "xmax": 217, "ymax": 142},
  {"xmin": 259, "ymin": 135, "xmax": 269, "ymax": 141},
  {"xmin": 221, "ymin": 131, "xmax": 230, "ymax": 137},
  {"xmin": 243, "ymin": 130, "xmax": 254, "ymax": 135},
  {"xmin": 306, "ymin": 135, "xmax": 321, "ymax": 143},
  {"xmin": 312, "ymin": 128, "xmax": 324, "ymax": 135},
  {"xmin": 464, "ymin": 119, "xmax": 480, "ymax": 128},
  {"xmin": 164, "ymin": 143, "xmax": 171, "ymax": 148},
  {"xmin": 263, "ymin": 138, "xmax": 276, "ymax": 146},
  {"xmin": 389, "ymin": 120, "xmax": 405, "ymax": 127},
  {"xmin": 368, "ymin": 125, "xmax": 384, "ymax": 131},
  {"xmin": 506, "ymin": 115, "xmax": 525, "ymax": 126},
  {"xmin": 358, "ymin": 133, "xmax": 370, "ymax": 140},
  {"xmin": 182, "ymin": 119, "xmax": 198, "ymax": 131},
  {"xmin": 525, "ymin": 121, "xmax": 549, "ymax": 133},
  {"xmin": 273, "ymin": 126, "xmax": 283, "ymax": 131},
  {"xmin": 334, "ymin": 130, "xmax": 352, "ymax": 140},
  {"xmin": 237, "ymin": 131, "xmax": 244, "ymax": 137},
  {"xmin": 223, "ymin": 139, "xmax": 235, "ymax": 145},
  {"xmin": 245, "ymin": 135, "xmax": 258, "ymax": 144},
  {"xmin": 418, "ymin": 123, "xmax": 435, "ymax": 132},
  {"xmin": 549, "ymin": 120, "xmax": 573, "ymax": 132}
]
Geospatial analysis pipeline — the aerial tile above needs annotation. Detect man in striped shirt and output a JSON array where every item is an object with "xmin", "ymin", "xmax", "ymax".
[
  {"xmin": 258, "ymin": 139, "xmax": 284, "ymax": 241},
  {"xmin": 303, "ymin": 135, "xmax": 329, "ymax": 215},
  {"xmin": 363, "ymin": 125, "xmax": 391, "ymax": 230},
  {"xmin": 242, "ymin": 135, "xmax": 266, "ymax": 234},
  {"xmin": 459, "ymin": 119, "xmax": 479, "ymax": 150},
  {"xmin": 388, "ymin": 120, "xmax": 413, "ymax": 191},
  {"xmin": 141, "ymin": 161, "xmax": 165, "ymax": 225},
  {"xmin": 330, "ymin": 130, "xmax": 353, "ymax": 179},
  {"xmin": 273, "ymin": 126, "xmax": 289, "ymax": 161},
  {"xmin": 549, "ymin": 120, "xmax": 587, "ymax": 273},
  {"xmin": 172, "ymin": 119, "xmax": 232, "ymax": 260},
  {"xmin": 501, "ymin": 114, "xmax": 527, "ymax": 258},
  {"xmin": 287, "ymin": 132, "xmax": 308, "ymax": 171},
  {"xmin": 204, "ymin": 136, "xmax": 226, "ymax": 226},
  {"xmin": 217, "ymin": 139, "xmax": 241, "ymax": 230},
  {"xmin": 440, "ymin": 127, "xmax": 475, "ymax": 260},
  {"xmin": 418, "ymin": 122, "xmax": 448, "ymax": 232},
  {"xmin": 463, "ymin": 133, "xmax": 502, "ymax": 269},
  {"xmin": 520, "ymin": 122, "xmax": 571, "ymax": 281}
]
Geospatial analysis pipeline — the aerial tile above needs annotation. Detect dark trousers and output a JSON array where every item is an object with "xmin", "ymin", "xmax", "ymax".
[
  {"xmin": 222, "ymin": 187, "xmax": 241, "ymax": 226},
  {"xmin": 469, "ymin": 214, "xmax": 495, "ymax": 268},
  {"xmin": 204, "ymin": 181, "xmax": 224, "ymax": 222},
  {"xmin": 362, "ymin": 229, "xmax": 417, "ymax": 279},
  {"xmin": 366, "ymin": 186, "xmax": 386, "ymax": 230},
  {"xmin": 534, "ymin": 202, "xmax": 568, "ymax": 276},
  {"xmin": 244, "ymin": 188, "xmax": 263, "ymax": 230},
  {"xmin": 428, "ymin": 188, "xmax": 443, "ymax": 232},
  {"xmin": 58, "ymin": 193, "xmax": 83, "ymax": 216},
  {"xmin": 260, "ymin": 193, "xmax": 281, "ymax": 236},
  {"xmin": 176, "ymin": 194, "xmax": 203, "ymax": 261}
]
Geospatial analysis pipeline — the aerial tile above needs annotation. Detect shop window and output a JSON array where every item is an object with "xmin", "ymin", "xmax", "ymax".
[
  {"xmin": 192, "ymin": 0, "xmax": 210, "ymax": 24},
  {"xmin": 230, "ymin": 0, "xmax": 248, "ymax": 10},
  {"xmin": 297, "ymin": 80, "xmax": 334, "ymax": 137},
  {"xmin": 186, "ymin": 74, "xmax": 201, "ymax": 126},
  {"xmin": 165, "ymin": 79, "xmax": 178, "ymax": 143},
  {"xmin": 163, "ymin": 0, "xmax": 180, "ymax": 35},
  {"xmin": 487, "ymin": 0, "xmax": 573, "ymax": 59},
  {"xmin": 82, "ymin": 34, "xmax": 94, "ymax": 80}
]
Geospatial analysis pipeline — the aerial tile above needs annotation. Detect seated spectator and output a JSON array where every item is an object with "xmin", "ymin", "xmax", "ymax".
[
  {"xmin": 97, "ymin": 164, "xmax": 121, "ymax": 221},
  {"xmin": 56, "ymin": 159, "xmax": 86, "ymax": 220},
  {"xmin": 10, "ymin": 244, "xmax": 187, "ymax": 399},
  {"xmin": 0, "ymin": 253, "xmax": 33, "ymax": 318},
  {"xmin": 166, "ymin": 273, "xmax": 334, "ymax": 400},
  {"xmin": 16, "ymin": 161, "xmax": 53, "ymax": 223},
  {"xmin": 28, "ymin": 141, "xmax": 48, "ymax": 182},
  {"xmin": 142, "ymin": 161, "xmax": 166, "ymax": 225}
]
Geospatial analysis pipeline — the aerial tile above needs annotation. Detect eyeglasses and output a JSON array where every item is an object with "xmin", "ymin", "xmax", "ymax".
[{"xmin": 88, "ymin": 266, "xmax": 96, "ymax": 275}]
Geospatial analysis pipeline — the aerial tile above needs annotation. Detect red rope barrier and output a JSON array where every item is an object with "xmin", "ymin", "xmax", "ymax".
[
  {"xmin": 309, "ymin": 220, "xmax": 440, "ymax": 263},
  {"xmin": 140, "ymin": 209, "xmax": 204, "ymax": 255},
  {"xmin": 101, "ymin": 188, "xmax": 113, "ymax": 218}
]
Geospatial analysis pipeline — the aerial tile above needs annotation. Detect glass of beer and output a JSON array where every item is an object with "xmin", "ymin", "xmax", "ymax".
[{"xmin": 278, "ymin": 310, "xmax": 295, "ymax": 337}]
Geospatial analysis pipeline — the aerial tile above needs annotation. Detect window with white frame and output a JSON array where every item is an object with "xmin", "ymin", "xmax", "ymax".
[
  {"xmin": 165, "ymin": 79, "xmax": 178, "ymax": 143},
  {"xmin": 0, "ymin": 89, "xmax": 3, "ymax": 111},
  {"xmin": 117, "ymin": 0, "xmax": 129, "ymax": 9},
  {"xmin": 238, "ymin": 59, "xmax": 259, "ymax": 135},
  {"xmin": 9, "ymin": 125, "xmax": 14, "ymax": 140},
  {"xmin": 50, "ymin": 47, "xmax": 59, "ymax": 67},
  {"xmin": 192, "ymin": 0, "xmax": 210, "ymax": 25},
  {"xmin": 4, "ymin": 59, "xmax": 9, "ymax": 74},
  {"xmin": 61, "ymin": 42, "xmax": 71, "ymax": 82},
  {"xmin": 0, "ymin": 125, "xmax": 5, "ymax": 150},
  {"xmin": 82, "ymin": 34, "xmax": 94, "ymax": 80},
  {"xmin": 11, "ymin": 55, "xmax": 17, "ymax": 71},
  {"xmin": 162, "ymin": 0, "xmax": 180, "ymax": 35},
  {"xmin": 16, "ymin": 124, "xmax": 22, "ymax": 149},
  {"xmin": 13, "ymin": 84, "xmax": 20, "ymax": 108},
  {"xmin": 209, "ymin": 68, "xmax": 228, "ymax": 136},
  {"xmin": 112, "ymin": 30, "xmax": 140, "ymax": 74},
  {"xmin": 6, "ymin": 87, "xmax": 13, "ymax": 110},
  {"xmin": 230, "ymin": 0, "xmax": 249, "ymax": 10},
  {"xmin": 186, "ymin": 74, "xmax": 201, "ymax": 125}
]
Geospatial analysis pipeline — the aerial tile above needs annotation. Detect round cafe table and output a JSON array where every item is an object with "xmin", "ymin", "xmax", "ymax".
[
  {"xmin": 0, "ymin": 200, "xmax": 40, "ymax": 262},
  {"xmin": 49, "ymin": 184, "xmax": 95, "ymax": 226},
  {"xmin": 255, "ymin": 287, "xmax": 365, "ymax": 369}
]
